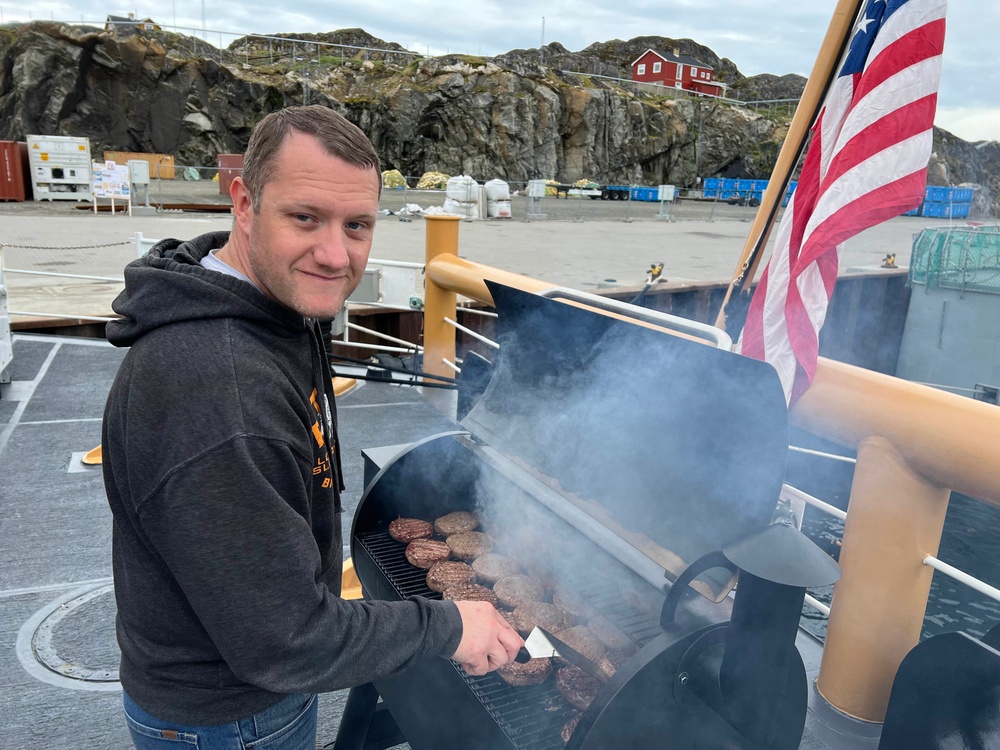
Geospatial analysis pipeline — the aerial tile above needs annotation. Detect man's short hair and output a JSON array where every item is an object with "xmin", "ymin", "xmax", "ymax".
[{"xmin": 242, "ymin": 105, "xmax": 381, "ymax": 211}]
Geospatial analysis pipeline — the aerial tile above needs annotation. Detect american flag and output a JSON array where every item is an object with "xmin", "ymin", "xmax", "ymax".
[{"xmin": 736, "ymin": 0, "xmax": 947, "ymax": 404}]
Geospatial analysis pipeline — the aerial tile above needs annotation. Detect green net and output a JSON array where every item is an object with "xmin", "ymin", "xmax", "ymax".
[{"xmin": 909, "ymin": 226, "xmax": 1000, "ymax": 294}]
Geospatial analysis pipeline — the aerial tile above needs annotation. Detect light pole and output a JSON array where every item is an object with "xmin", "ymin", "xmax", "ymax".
[{"xmin": 540, "ymin": 17, "xmax": 545, "ymax": 66}]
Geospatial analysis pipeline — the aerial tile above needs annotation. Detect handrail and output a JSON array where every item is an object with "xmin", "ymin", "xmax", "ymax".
[{"xmin": 792, "ymin": 358, "xmax": 1000, "ymax": 508}]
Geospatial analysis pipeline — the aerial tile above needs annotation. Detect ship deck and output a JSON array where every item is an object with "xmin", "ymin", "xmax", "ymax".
[{"xmin": 0, "ymin": 333, "xmax": 884, "ymax": 749}]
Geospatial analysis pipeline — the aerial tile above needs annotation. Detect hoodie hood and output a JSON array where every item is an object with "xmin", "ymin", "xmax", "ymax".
[{"xmin": 107, "ymin": 231, "xmax": 308, "ymax": 347}]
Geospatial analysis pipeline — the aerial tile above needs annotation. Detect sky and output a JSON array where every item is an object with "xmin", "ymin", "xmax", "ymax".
[{"xmin": 1, "ymin": 0, "xmax": 997, "ymax": 143}]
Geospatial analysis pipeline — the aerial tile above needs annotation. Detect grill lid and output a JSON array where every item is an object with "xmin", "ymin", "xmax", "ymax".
[{"xmin": 462, "ymin": 283, "xmax": 789, "ymax": 596}]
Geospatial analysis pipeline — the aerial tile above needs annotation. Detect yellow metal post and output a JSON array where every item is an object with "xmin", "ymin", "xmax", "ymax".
[
  {"xmin": 816, "ymin": 436, "xmax": 950, "ymax": 721},
  {"xmin": 423, "ymin": 215, "xmax": 461, "ymax": 380}
]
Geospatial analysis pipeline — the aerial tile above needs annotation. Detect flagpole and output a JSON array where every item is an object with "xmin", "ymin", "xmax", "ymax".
[{"xmin": 714, "ymin": 0, "xmax": 866, "ymax": 333}]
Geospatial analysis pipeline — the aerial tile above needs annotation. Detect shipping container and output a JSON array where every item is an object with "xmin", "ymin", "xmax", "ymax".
[
  {"xmin": 0, "ymin": 141, "xmax": 31, "ymax": 201},
  {"xmin": 104, "ymin": 151, "xmax": 175, "ymax": 180},
  {"xmin": 27, "ymin": 135, "xmax": 93, "ymax": 201},
  {"xmin": 217, "ymin": 154, "xmax": 244, "ymax": 197}
]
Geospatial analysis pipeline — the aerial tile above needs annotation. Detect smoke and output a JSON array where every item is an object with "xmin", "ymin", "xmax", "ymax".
[{"xmin": 461, "ymin": 284, "xmax": 790, "ymax": 604}]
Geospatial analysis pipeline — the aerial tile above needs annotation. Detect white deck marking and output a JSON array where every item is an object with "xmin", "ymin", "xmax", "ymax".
[{"xmin": 0, "ymin": 341, "xmax": 62, "ymax": 459}]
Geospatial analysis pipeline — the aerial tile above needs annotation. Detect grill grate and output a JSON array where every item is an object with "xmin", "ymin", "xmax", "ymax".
[
  {"xmin": 358, "ymin": 529, "xmax": 441, "ymax": 601},
  {"xmin": 357, "ymin": 527, "xmax": 663, "ymax": 749}
]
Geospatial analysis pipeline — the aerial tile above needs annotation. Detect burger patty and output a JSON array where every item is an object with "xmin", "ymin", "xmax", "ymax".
[
  {"xmin": 556, "ymin": 666, "xmax": 602, "ymax": 711},
  {"xmin": 442, "ymin": 581, "xmax": 498, "ymax": 607},
  {"xmin": 404, "ymin": 538, "xmax": 451, "ymax": 569},
  {"xmin": 497, "ymin": 657, "xmax": 552, "ymax": 687},
  {"xmin": 471, "ymin": 553, "xmax": 522, "ymax": 585},
  {"xmin": 511, "ymin": 602, "xmax": 574, "ymax": 636},
  {"xmin": 551, "ymin": 625, "xmax": 606, "ymax": 666},
  {"xmin": 587, "ymin": 615, "xmax": 635, "ymax": 652},
  {"xmin": 426, "ymin": 561, "xmax": 476, "ymax": 593},
  {"xmin": 388, "ymin": 517, "xmax": 433, "ymax": 544},
  {"xmin": 560, "ymin": 714, "xmax": 582, "ymax": 745},
  {"xmin": 493, "ymin": 574, "xmax": 546, "ymax": 610},
  {"xmin": 552, "ymin": 586, "xmax": 598, "ymax": 622},
  {"xmin": 434, "ymin": 511, "xmax": 480, "ymax": 536},
  {"xmin": 597, "ymin": 648, "xmax": 635, "ymax": 681},
  {"xmin": 446, "ymin": 531, "xmax": 494, "ymax": 561}
]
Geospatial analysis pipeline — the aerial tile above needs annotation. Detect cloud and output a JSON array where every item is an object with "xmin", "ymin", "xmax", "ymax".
[{"xmin": 936, "ymin": 107, "xmax": 1000, "ymax": 143}]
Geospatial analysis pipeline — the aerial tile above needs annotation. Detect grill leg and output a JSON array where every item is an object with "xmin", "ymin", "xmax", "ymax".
[{"xmin": 332, "ymin": 682, "xmax": 406, "ymax": 750}]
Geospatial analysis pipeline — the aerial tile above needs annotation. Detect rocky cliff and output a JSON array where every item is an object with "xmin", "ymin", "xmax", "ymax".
[
  {"xmin": 0, "ymin": 22, "xmax": 780, "ymax": 186},
  {"xmin": 0, "ymin": 21, "xmax": 995, "ymax": 215}
]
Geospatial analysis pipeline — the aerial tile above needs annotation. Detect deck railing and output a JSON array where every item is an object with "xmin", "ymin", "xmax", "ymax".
[{"xmin": 419, "ymin": 213, "xmax": 1000, "ymax": 723}]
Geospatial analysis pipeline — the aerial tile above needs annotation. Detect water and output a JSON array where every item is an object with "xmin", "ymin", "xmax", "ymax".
[{"xmin": 785, "ymin": 427, "xmax": 1000, "ymax": 643}]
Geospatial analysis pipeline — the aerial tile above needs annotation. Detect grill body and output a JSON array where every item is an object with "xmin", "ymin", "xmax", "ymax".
[{"xmin": 349, "ymin": 284, "xmax": 804, "ymax": 749}]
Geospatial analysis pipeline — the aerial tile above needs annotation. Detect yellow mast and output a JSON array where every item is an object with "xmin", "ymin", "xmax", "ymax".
[{"xmin": 714, "ymin": 0, "xmax": 867, "ymax": 333}]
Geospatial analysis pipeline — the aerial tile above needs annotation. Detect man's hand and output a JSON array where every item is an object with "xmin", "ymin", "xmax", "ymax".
[{"xmin": 451, "ymin": 601, "xmax": 524, "ymax": 676}]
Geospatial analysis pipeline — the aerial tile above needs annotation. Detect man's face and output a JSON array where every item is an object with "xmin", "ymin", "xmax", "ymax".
[{"xmin": 233, "ymin": 131, "xmax": 380, "ymax": 319}]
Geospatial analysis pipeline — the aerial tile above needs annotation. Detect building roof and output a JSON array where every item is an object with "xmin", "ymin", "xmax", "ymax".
[
  {"xmin": 630, "ymin": 48, "xmax": 714, "ymax": 70},
  {"xmin": 106, "ymin": 14, "xmax": 158, "ymax": 26}
]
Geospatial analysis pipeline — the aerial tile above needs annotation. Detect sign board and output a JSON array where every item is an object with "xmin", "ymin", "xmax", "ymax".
[
  {"xmin": 658, "ymin": 184, "xmax": 676, "ymax": 202},
  {"xmin": 92, "ymin": 161, "xmax": 131, "ymax": 198}
]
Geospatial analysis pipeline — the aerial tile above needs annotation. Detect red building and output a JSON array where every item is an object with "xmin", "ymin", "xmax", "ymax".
[{"xmin": 630, "ymin": 48, "xmax": 726, "ymax": 97}]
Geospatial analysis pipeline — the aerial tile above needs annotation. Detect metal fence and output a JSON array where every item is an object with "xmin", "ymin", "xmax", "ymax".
[
  {"xmin": 909, "ymin": 226, "xmax": 1000, "ymax": 294},
  {"xmin": 133, "ymin": 168, "xmax": 767, "ymax": 223}
]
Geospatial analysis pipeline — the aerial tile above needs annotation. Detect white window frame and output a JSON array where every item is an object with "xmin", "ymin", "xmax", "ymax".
[
  {"xmin": 637, "ymin": 63, "xmax": 646, "ymax": 75},
  {"xmin": 653, "ymin": 61, "xmax": 661, "ymax": 73}
]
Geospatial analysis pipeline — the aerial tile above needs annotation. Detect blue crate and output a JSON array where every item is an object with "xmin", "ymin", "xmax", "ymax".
[
  {"xmin": 703, "ymin": 188, "xmax": 719, "ymax": 199},
  {"xmin": 955, "ymin": 188, "xmax": 974, "ymax": 202},
  {"xmin": 925, "ymin": 186, "xmax": 949, "ymax": 202},
  {"xmin": 722, "ymin": 178, "xmax": 739, "ymax": 190},
  {"xmin": 923, "ymin": 202, "xmax": 954, "ymax": 218},
  {"xmin": 630, "ymin": 186, "xmax": 657, "ymax": 201},
  {"xmin": 903, "ymin": 205, "xmax": 923, "ymax": 217},
  {"xmin": 953, "ymin": 203, "xmax": 971, "ymax": 218},
  {"xmin": 720, "ymin": 189, "xmax": 736, "ymax": 200},
  {"xmin": 704, "ymin": 177, "xmax": 720, "ymax": 191},
  {"xmin": 736, "ymin": 179, "xmax": 754, "ymax": 192},
  {"xmin": 752, "ymin": 180, "xmax": 770, "ymax": 192}
]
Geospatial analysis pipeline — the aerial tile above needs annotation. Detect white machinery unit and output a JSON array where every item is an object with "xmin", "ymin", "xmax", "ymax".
[{"xmin": 27, "ymin": 135, "xmax": 93, "ymax": 201}]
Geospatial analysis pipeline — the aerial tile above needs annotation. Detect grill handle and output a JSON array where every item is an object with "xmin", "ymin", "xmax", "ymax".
[
  {"xmin": 538, "ymin": 286, "xmax": 733, "ymax": 350},
  {"xmin": 660, "ymin": 550, "xmax": 736, "ymax": 630}
]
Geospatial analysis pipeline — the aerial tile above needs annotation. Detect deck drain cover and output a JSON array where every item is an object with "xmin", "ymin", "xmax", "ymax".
[{"xmin": 32, "ymin": 583, "xmax": 119, "ymax": 682}]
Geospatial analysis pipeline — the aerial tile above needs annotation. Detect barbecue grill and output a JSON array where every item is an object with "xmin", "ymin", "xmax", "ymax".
[{"xmin": 338, "ymin": 283, "xmax": 840, "ymax": 750}]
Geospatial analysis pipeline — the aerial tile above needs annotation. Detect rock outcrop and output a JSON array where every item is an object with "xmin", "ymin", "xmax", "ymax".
[
  {"xmin": 0, "ymin": 21, "xmax": 993, "ymax": 215},
  {"xmin": 0, "ymin": 22, "xmax": 780, "ymax": 184}
]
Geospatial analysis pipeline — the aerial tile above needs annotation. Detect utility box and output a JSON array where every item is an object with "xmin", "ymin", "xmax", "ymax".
[
  {"xmin": 527, "ymin": 180, "xmax": 547, "ymax": 198},
  {"xmin": 27, "ymin": 135, "xmax": 93, "ymax": 201},
  {"xmin": 128, "ymin": 160, "xmax": 150, "ymax": 185}
]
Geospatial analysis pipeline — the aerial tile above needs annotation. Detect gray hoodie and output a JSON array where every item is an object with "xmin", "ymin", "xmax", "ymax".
[{"xmin": 103, "ymin": 231, "xmax": 462, "ymax": 724}]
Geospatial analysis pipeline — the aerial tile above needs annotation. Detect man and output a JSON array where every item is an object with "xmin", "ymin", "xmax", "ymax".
[{"xmin": 103, "ymin": 105, "xmax": 521, "ymax": 749}]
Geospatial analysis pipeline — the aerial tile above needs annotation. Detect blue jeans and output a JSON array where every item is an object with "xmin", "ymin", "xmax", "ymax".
[{"xmin": 123, "ymin": 691, "xmax": 318, "ymax": 749}]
